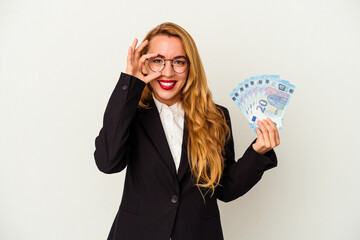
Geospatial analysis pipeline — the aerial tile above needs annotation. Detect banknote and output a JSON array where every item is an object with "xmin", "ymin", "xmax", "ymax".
[{"xmin": 230, "ymin": 75, "xmax": 295, "ymax": 131}]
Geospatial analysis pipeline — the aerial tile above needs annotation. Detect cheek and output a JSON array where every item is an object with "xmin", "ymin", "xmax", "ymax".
[
  {"xmin": 178, "ymin": 80, "xmax": 185, "ymax": 90},
  {"xmin": 178, "ymin": 74, "xmax": 188, "ymax": 88}
]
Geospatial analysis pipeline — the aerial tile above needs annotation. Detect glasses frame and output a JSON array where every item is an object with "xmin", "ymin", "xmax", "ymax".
[{"xmin": 146, "ymin": 57, "xmax": 190, "ymax": 74}]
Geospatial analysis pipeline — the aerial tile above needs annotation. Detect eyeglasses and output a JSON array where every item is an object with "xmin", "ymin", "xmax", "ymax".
[{"xmin": 147, "ymin": 57, "xmax": 189, "ymax": 74}]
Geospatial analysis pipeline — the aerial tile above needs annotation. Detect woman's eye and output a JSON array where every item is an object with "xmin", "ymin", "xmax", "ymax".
[
  {"xmin": 174, "ymin": 60, "xmax": 185, "ymax": 66},
  {"xmin": 152, "ymin": 59, "xmax": 163, "ymax": 64}
]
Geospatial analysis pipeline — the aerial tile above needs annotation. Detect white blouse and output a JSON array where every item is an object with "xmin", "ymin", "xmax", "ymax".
[{"xmin": 153, "ymin": 96, "xmax": 184, "ymax": 173}]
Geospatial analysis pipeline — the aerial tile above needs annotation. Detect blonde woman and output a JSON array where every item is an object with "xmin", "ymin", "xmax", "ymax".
[{"xmin": 94, "ymin": 22, "xmax": 280, "ymax": 240}]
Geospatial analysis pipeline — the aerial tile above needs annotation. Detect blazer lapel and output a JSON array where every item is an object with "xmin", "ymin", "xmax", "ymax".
[
  {"xmin": 137, "ymin": 100, "xmax": 177, "ymax": 176},
  {"xmin": 177, "ymin": 119, "xmax": 190, "ymax": 182}
]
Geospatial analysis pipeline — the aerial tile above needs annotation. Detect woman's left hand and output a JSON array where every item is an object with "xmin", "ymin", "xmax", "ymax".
[{"xmin": 252, "ymin": 118, "xmax": 280, "ymax": 155}]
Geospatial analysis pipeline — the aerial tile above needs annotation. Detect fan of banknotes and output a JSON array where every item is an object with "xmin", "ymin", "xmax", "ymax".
[{"xmin": 230, "ymin": 75, "xmax": 295, "ymax": 131}]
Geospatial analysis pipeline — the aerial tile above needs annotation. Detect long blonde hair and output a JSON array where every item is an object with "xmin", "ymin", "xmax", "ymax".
[{"xmin": 139, "ymin": 22, "xmax": 230, "ymax": 198}]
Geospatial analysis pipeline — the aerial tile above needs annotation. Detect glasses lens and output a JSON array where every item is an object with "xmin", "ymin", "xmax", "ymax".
[
  {"xmin": 173, "ymin": 58, "xmax": 188, "ymax": 73},
  {"xmin": 148, "ymin": 58, "xmax": 164, "ymax": 72}
]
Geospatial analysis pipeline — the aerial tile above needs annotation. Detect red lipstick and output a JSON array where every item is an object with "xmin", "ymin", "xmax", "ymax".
[{"xmin": 157, "ymin": 80, "xmax": 177, "ymax": 90}]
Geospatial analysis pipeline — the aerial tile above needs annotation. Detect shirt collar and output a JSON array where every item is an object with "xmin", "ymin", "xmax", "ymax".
[{"xmin": 152, "ymin": 94, "xmax": 184, "ymax": 118}]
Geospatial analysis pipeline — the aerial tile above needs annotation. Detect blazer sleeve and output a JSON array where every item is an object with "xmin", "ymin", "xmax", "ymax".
[
  {"xmin": 94, "ymin": 72, "xmax": 146, "ymax": 174},
  {"xmin": 215, "ymin": 107, "xmax": 278, "ymax": 202}
]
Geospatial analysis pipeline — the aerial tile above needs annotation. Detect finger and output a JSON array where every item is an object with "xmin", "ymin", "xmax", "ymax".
[
  {"xmin": 263, "ymin": 119, "xmax": 277, "ymax": 148},
  {"xmin": 144, "ymin": 71, "xmax": 162, "ymax": 83},
  {"xmin": 255, "ymin": 127, "xmax": 264, "ymax": 143},
  {"xmin": 275, "ymin": 128, "xmax": 280, "ymax": 146},
  {"xmin": 253, "ymin": 127, "xmax": 265, "ymax": 154},
  {"xmin": 266, "ymin": 118, "xmax": 277, "ymax": 130},
  {"xmin": 139, "ymin": 53, "xmax": 159, "ymax": 70},
  {"xmin": 267, "ymin": 118, "xmax": 280, "ymax": 146},
  {"xmin": 130, "ymin": 38, "xmax": 138, "ymax": 61},
  {"xmin": 126, "ymin": 46, "xmax": 135, "ymax": 75},
  {"xmin": 258, "ymin": 120, "xmax": 270, "ymax": 148},
  {"xmin": 135, "ymin": 39, "xmax": 149, "ymax": 57},
  {"xmin": 131, "ymin": 38, "xmax": 138, "ymax": 50},
  {"xmin": 127, "ymin": 46, "xmax": 133, "ymax": 64},
  {"xmin": 139, "ymin": 53, "xmax": 159, "ymax": 64}
]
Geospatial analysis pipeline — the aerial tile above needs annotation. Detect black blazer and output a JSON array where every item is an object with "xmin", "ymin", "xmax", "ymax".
[{"xmin": 94, "ymin": 73, "xmax": 277, "ymax": 240}]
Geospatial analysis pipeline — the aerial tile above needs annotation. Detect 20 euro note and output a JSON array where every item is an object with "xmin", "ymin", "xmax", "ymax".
[
  {"xmin": 249, "ymin": 77, "xmax": 295, "ymax": 130},
  {"xmin": 230, "ymin": 75, "xmax": 295, "ymax": 132}
]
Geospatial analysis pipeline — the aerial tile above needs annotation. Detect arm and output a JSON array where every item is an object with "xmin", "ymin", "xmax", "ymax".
[
  {"xmin": 94, "ymin": 38, "xmax": 162, "ymax": 174},
  {"xmin": 94, "ymin": 73, "xmax": 145, "ymax": 174},
  {"xmin": 216, "ymin": 107, "xmax": 278, "ymax": 202}
]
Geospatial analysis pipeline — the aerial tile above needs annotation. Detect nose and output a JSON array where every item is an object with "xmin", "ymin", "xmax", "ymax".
[{"xmin": 161, "ymin": 60, "xmax": 174, "ymax": 77}]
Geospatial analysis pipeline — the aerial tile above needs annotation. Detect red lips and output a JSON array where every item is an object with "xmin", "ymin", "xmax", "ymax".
[{"xmin": 157, "ymin": 80, "xmax": 177, "ymax": 90}]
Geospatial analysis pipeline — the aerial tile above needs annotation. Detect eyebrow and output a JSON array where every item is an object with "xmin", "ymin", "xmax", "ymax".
[{"xmin": 156, "ymin": 54, "xmax": 187, "ymax": 59}]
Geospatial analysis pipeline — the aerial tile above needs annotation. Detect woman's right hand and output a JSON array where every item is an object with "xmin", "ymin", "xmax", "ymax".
[{"xmin": 125, "ymin": 38, "xmax": 162, "ymax": 84}]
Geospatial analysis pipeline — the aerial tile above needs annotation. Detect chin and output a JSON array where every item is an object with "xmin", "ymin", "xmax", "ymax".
[{"xmin": 154, "ymin": 92, "xmax": 181, "ymax": 105}]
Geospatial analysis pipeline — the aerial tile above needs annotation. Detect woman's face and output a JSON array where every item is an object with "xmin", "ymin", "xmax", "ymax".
[{"xmin": 145, "ymin": 35, "xmax": 188, "ymax": 106}]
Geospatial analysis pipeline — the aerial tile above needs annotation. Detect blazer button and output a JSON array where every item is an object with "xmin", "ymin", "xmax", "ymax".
[
  {"xmin": 122, "ymin": 85, "xmax": 128, "ymax": 91},
  {"xmin": 171, "ymin": 195, "xmax": 178, "ymax": 203}
]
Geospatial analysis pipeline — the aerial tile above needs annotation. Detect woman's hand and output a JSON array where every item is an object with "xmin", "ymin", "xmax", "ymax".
[
  {"xmin": 126, "ymin": 38, "xmax": 161, "ymax": 83},
  {"xmin": 252, "ymin": 118, "xmax": 280, "ymax": 155}
]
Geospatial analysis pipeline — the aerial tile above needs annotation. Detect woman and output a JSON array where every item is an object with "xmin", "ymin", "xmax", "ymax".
[{"xmin": 94, "ymin": 22, "xmax": 279, "ymax": 240}]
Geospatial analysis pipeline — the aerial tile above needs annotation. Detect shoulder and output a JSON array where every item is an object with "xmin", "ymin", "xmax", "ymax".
[{"xmin": 215, "ymin": 104, "xmax": 230, "ymax": 120}]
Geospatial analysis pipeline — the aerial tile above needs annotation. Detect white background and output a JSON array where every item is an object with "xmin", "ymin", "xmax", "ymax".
[{"xmin": 1, "ymin": 0, "xmax": 359, "ymax": 239}]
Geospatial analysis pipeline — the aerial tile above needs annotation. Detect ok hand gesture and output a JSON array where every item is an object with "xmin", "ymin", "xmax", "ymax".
[
  {"xmin": 252, "ymin": 118, "xmax": 280, "ymax": 155},
  {"xmin": 125, "ymin": 38, "xmax": 161, "ymax": 84}
]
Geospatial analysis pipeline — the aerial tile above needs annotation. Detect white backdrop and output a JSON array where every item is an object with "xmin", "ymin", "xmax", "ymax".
[{"xmin": 1, "ymin": 0, "xmax": 359, "ymax": 239}]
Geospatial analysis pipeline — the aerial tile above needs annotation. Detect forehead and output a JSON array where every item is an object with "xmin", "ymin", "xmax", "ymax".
[{"xmin": 147, "ymin": 35, "xmax": 186, "ymax": 58}]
